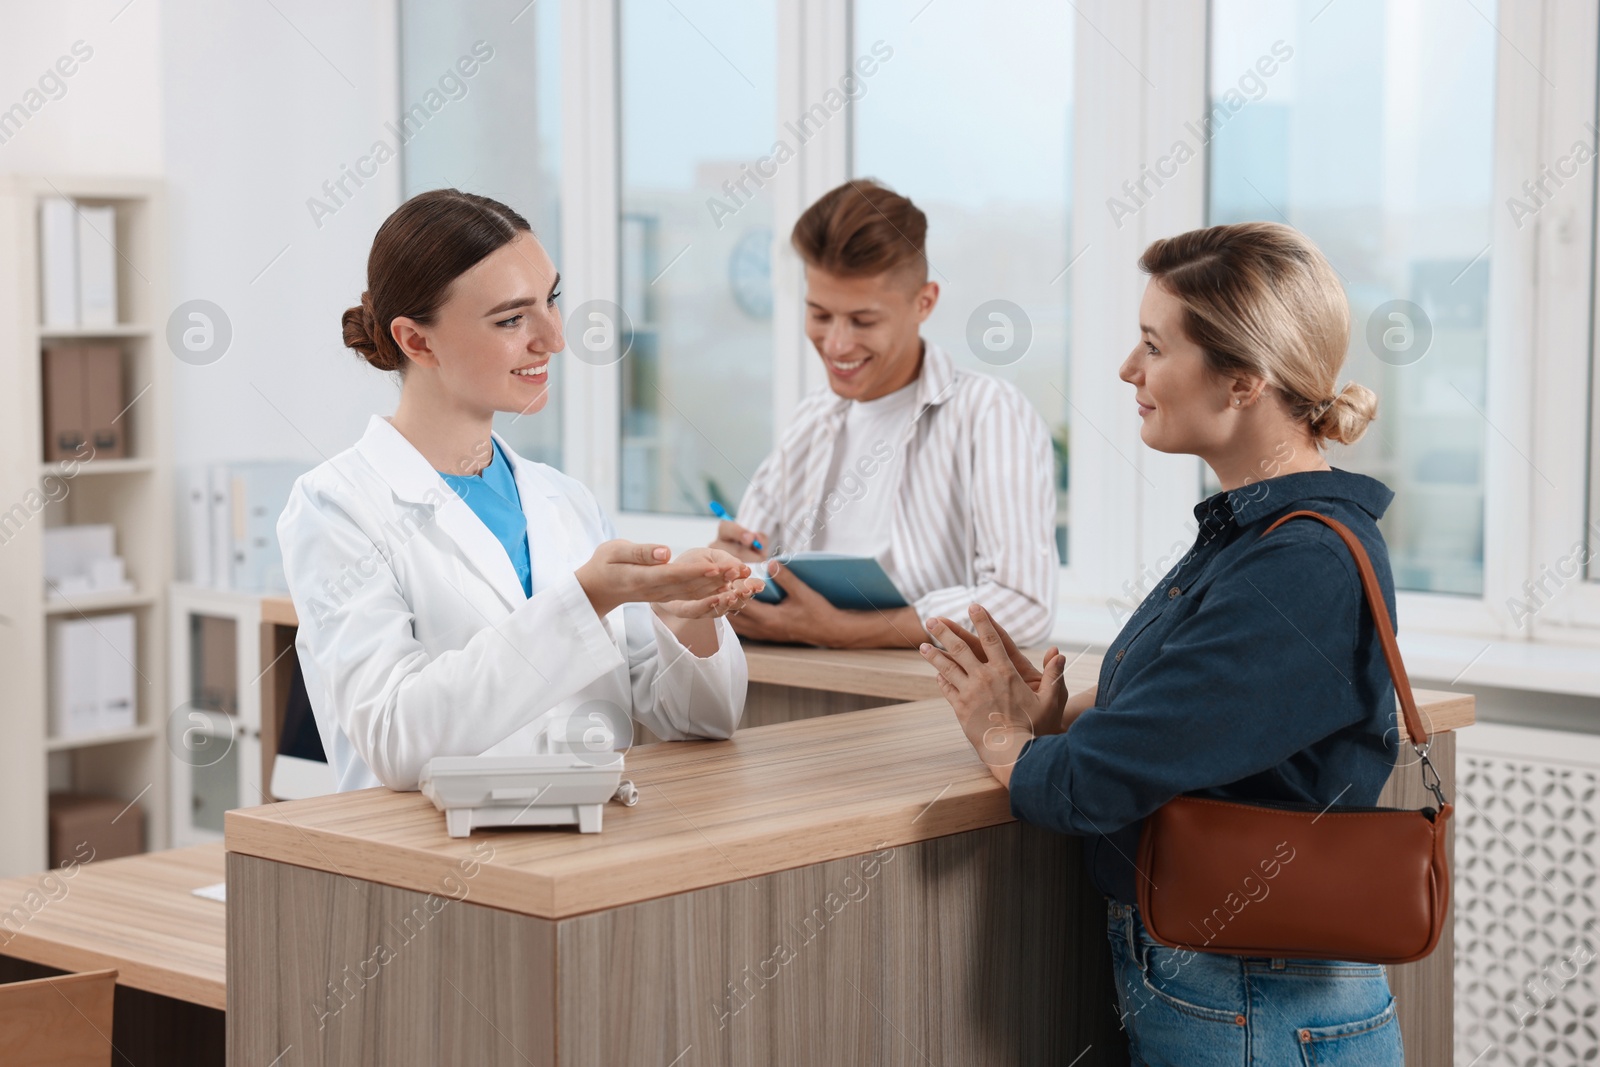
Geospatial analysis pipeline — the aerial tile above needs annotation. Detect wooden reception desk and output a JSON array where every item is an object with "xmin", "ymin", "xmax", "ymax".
[{"xmin": 226, "ymin": 682, "xmax": 1472, "ymax": 1066}]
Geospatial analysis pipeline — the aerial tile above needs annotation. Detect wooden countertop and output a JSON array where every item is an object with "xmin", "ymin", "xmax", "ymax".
[
  {"xmin": 226, "ymin": 681, "xmax": 1473, "ymax": 922},
  {"xmin": 745, "ymin": 644, "xmax": 1477, "ymax": 739},
  {"xmin": 0, "ymin": 843, "xmax": 225, "ymax": 1010},
  {"xmin": 228, "ymin": 698, "xmax": 1011, "ymax": 921}
]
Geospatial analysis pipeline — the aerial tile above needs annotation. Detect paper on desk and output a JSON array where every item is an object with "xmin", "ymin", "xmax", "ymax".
[{"xmin": 191, "ymin": 881, "xmax": 226, "ymax": 903}]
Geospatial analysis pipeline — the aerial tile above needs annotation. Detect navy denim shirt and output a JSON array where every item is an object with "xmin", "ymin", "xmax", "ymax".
[{"xmin": 1008, "ymin": 467, "xmax": 1402, "ymax": 905}]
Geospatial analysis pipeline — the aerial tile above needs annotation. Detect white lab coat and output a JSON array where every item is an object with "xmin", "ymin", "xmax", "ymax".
[{"xmin": 276, "ymin": 413, "xmax": 747, "ymax": 792}]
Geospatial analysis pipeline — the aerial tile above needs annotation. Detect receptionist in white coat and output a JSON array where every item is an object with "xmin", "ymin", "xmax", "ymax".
[{"xmin": 278, "ymin": 189, "xmax": 763, "ymax": 792}]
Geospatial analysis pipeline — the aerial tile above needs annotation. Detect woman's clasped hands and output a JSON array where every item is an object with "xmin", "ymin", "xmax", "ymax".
[{"xmin": 918, "ymin": 604, "xmax": 1071, "ymax": 781}]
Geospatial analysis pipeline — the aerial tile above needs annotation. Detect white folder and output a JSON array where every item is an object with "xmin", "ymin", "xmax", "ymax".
[
  {"xmin": 177, "ymin": 465, "xmax": 213, "ymax": 585},
  {"xmin": 228, "ymin": 461, "xmax": 311, "ymax": 592},
  {"xmin": 48, "ymin": 618, "xmax": 99, "ymax": 738},
  {"xmin": 208, "ymin": 464, "xmax": 232, "ymax": 589},
  {"xmin": 76, "ymin": 204, "xmax": 117, "ymax": 328},
  {"xmin": 39, "ymin": 198, "xmax": 78, "ymax": 329},
  {"xmin": 95, "ymin": 612, "xmax": 137, "ymax": 733}
]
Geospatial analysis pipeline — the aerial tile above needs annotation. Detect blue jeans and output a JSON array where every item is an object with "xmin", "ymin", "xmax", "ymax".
[{"xmin": 1107, "ymin": 899, "xmax": 1404, "ymax": 1066}]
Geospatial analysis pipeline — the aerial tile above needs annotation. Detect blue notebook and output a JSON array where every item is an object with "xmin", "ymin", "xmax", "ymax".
[{"xmin": 752, "ymin": 553, "xmax": 909, "ymax": 612}]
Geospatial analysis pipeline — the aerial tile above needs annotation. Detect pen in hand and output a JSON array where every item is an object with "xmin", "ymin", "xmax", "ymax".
[{"xmin": 708, "ymin": 500, "xmax": 762, "ymax": 551}]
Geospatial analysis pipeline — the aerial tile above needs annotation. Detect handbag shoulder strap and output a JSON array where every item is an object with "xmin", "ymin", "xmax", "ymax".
[{"xmin": 1259, "ymin": 509, "xmax": 1428, "ymax": 748}]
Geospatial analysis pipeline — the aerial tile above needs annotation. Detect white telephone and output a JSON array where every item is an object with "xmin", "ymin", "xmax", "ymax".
[{"xmin": 419, "ymin": 753, "xmax": 639, "ymax": 837}]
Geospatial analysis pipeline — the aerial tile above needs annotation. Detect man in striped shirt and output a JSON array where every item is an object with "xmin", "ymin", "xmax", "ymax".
[{"xmin": 713, "ymin": 179, "xmax": 1058, "ymax": 649}]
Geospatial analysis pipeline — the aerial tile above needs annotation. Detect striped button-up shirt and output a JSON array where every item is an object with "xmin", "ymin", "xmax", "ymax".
[{"xmin": 735, "ymin": 340, "xmax": 1059, "ymax": 645}]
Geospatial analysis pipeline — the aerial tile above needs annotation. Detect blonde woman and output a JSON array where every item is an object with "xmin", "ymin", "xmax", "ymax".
[
  {"xmin": 278, "ymin": 189, "xmax": 763, "ymax": 793},
  {"xmin": 920, "ymin": 222, "xmax": 1403, "ymax": 1064}
]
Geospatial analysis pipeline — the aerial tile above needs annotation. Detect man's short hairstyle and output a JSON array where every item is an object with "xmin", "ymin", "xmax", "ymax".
[{"xmin": 790, "ymin": 179, "xmax": 928, "ymax": 287}]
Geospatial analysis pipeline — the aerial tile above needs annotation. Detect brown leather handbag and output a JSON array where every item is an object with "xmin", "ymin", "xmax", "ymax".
[{"xmin": 1135, "ymin": 509, "xmax": 1452, "ymax": 965}]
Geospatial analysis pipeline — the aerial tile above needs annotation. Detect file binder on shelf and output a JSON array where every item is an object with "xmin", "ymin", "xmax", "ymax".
[
  {"xmin": 41, "ymin": 344, "xmax": 125, "ymax": 462},
  {"xmin": 38, "ymin": 197, "xmax": 78, "ymax": 330},
  {"xmin": 47, "ymin": 611, "xmax": 136, "ymax": 738},
  {"xmin": 75, "ymin": 203, "xmax": 117, "ymax": 328}
]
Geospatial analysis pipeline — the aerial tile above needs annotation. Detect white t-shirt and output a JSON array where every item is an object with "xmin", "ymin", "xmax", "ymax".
[{"xmin": 810, "ymin": 379, "xmax": 920, "ymax": 557}]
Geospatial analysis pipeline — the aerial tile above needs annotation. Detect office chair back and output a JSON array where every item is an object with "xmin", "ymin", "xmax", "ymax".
[{"xmin": 0, "ymin": 967, "xmax": 117, "ymax": 1067}]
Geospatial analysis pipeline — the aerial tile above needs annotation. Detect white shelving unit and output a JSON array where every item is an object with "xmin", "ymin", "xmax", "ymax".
[{"xmin": 0, "ymin": 175, "xmax": 172, "ymax": 876}]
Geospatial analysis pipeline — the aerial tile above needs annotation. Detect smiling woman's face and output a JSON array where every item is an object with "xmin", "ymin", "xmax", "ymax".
[
  {"xmin": 395, "ymin": 229, "xmax": 565, "ymax": 419},
  {"xmin": 1120, "ymin": 278, "xmax": 1238, "ymax": 456}
]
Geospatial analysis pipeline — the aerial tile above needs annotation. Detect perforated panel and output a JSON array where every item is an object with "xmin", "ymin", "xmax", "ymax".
[{"xmin": 1456, "ymin": 723, "xmax": 1600, "ymax": 1065}]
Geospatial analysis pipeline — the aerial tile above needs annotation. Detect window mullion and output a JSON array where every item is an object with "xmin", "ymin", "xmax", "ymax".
[
  {"xmin": 771, "ymin": 0, "xmax": 851, "ymax": 438},
  {"xmin": 1133, "ymin": 0, "xmax": 1209, "ymax": 599},
  {"xmin": 1061, "ymin": 0, "xmax": 1173, "ymax": 611},
  {"xmin": 560, "ymin": 0, "xmax": 622, "ymax": 509}
]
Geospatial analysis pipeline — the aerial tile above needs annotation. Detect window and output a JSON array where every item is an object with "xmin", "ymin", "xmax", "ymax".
[
  {"xmin": 616, "ymin": 0, "xmax": 776, "ymax": 516},
  {"xmin": 852, "ymin": 0, "xmax": 1074, "ymax": 562},
  {"xmin": 398, "ymin": 0, "xmax": 563, "ymax": 467},
  {"xmin": 1207, "ymin": 0, "xmax": 1499, "ymax": 596},
  {"xmin": 392, "ymin": 1, "xmax": 1600, "ymax": 642}
]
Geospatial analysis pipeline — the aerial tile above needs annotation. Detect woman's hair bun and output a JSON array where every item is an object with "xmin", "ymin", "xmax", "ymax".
[
  {"xmin": 341, "ymin": 291, "xmax": 403, "ymax": 372},
  {"xmin": 1310, "ymin": 381, "xmax": 1379, "ymax": 446}
]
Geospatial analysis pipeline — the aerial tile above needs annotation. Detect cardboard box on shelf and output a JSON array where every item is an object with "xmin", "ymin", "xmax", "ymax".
[
  {"xmin": 47, "ymin": 792, "xmax": 143, "ymax": 868},
  {"xmin": 43, "ymin": 523, "xmax": 134, "ymax": 600}
]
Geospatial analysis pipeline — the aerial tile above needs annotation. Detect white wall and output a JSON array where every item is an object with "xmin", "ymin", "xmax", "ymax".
[
  {"xmin": 2, "ymin": 0, "xmax": 403, "ymax": 466},
  {"xmin": 0, "ymin": 0, "xmax": 163, "ymax": 177},
  {"xmin": 161, "ymin": 0, "xmax": 403, "ymax": 466}
]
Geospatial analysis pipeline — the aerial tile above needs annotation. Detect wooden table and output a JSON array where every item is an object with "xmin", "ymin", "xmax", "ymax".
[
  {"xmin": 0, "ymin": 843, "xmax": 226, "ymax": 1063},
  {"xmin": 226, "ymin": 688, "xmax": 1472, "ymax": 1067}
]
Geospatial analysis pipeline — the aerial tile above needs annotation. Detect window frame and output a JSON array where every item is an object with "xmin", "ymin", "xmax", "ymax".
[{"xmin": 1527, "ymin": 0, "xmax": 1600, "ymax": 638}]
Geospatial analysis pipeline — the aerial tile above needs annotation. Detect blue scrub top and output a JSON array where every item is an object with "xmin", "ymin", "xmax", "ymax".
[{"xmin": 437, "ymin": 436, "xmax": 532, "ymax": 598}]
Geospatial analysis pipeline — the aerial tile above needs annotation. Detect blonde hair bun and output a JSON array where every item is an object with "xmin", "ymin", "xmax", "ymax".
[{"xmin": 1311, "ymin": 381, "xmax": 1379, "ymax": 446}]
